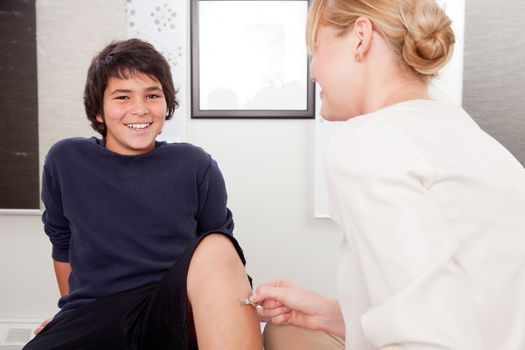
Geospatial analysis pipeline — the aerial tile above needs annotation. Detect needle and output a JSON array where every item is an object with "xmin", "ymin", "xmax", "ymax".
[{"xmin": 240, "ymin": 298, "xmax": 263, "ymax": 310}]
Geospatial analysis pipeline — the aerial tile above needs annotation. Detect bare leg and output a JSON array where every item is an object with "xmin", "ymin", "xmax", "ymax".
[{"xmin": 187, "ymin": 234, "xmax": 263, "ymax": 350}]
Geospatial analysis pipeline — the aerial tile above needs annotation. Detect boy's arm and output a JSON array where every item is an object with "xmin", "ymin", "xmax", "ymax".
[
  {"xmin": 53, "ymin": 260, "xmax": 71, "ymax": 297},
  {"xmin": 196, "ymin": 158, "xmax": 234, "ymax": 236},
  {"xmin": 34, "ymin": 260, "xmax": 70, "ymax": 335},
  {"xmin": 42, "ymin": 162, "xmax": 72, "ymax": 297}
]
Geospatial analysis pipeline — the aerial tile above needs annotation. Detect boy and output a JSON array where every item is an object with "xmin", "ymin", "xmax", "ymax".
[{"xmin": 25, "ymin": 39, "xmax": 262, "ymax": 350}]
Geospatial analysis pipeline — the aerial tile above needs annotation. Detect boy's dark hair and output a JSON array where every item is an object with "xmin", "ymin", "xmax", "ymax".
[{"xmin": 84, "ymin": 38, "xmax": 178, "ymax": 137}]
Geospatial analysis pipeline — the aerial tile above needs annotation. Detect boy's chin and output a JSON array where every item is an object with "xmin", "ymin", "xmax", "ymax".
[{"xmin": 131, "ymin": 141, "xmax": 156, "ymax": 152}]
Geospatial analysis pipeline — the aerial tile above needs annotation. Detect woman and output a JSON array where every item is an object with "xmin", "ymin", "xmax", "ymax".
[{"xmin": 251, "ymin": 0, "xmax": 525, "ymax": 349}]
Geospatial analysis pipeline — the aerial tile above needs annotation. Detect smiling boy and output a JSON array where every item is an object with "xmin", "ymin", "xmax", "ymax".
[
  {"xmin": 24, "ymin": 39, "xmax": 262, "ymax": 350},
  {"xmin": 99, "ymin": 73, "xmax": 166, "ymax": 155}
]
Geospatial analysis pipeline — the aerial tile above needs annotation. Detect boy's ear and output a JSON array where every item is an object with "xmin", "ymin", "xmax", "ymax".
[{"xmin": 96, "ymin": 114, "xmax": 104, "ymax": 123}]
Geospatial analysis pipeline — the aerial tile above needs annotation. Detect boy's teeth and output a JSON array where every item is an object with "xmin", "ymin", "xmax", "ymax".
[{"xmin": 127, "ymin": 123, "xmax": 150, "ymax": 129}]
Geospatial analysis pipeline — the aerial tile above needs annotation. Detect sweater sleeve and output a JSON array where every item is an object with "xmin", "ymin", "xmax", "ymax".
[
  {"xmin": 195, "ymin": 156, "xmax": 234, "ymax": 236},
  {"xmin": 41, "ymin": 165, "xmax": 71, "ymax": 262},
  {"xmin": 327, "ymin": 121, "xmax": 484, "ymax": 349}
]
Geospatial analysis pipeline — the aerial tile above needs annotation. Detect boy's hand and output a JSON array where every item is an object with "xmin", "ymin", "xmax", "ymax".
[{"xmin": 34, "ymin": 318, "xmax": 51, "ymax": 335}]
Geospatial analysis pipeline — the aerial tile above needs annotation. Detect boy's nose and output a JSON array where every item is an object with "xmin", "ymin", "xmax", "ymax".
[
  {"xmin": 131, "ymin": 109, "xmax": 148, "ymax": 117},
  {"xmin": 130, "ymin": 103, "xmax": 149, "ymax": 117}
]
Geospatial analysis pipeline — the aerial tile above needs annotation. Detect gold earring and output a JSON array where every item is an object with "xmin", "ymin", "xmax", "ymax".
[{"xmin": 355, "ymin": 53, "xmax": 361, "ymax": 62}]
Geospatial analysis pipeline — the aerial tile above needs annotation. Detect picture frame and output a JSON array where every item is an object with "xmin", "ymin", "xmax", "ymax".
[
  {"xmin": 0, "ymin": 0, "xmax": 40, "ymax": 212},
  {"xmin": 191, "ymin": 0, "xmax": 315, "ymax": 119}
]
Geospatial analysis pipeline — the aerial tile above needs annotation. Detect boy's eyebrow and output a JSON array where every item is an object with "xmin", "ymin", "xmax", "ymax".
[
  {"xmin": 145, "ymin": 86, "xmax": 163, "ymax": 92},
  {"xmin": 109, "ymin": 86, "xmax": 163, "ymax": 95}
]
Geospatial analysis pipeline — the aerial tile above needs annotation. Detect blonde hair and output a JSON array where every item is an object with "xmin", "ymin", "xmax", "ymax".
[{"xmin": 307, "ymin": 0, "xmax": 455, "ymax": 81}]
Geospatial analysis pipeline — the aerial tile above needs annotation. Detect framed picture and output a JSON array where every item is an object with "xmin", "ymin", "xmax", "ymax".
[{"xmin": 191, "ymin": 0, "xmax": 315, "ymax": 118}]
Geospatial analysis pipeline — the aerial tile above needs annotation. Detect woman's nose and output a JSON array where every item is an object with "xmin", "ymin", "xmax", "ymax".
[{"xmin": 310, "ymin": 57, "xmax": 318, "ymax": 83}]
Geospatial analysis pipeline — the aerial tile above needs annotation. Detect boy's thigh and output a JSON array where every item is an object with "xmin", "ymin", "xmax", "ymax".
[
  {"xmin": 23, "ymin": 283, "xmax": 156, "ymax": 350},
  {"xmin": 23, "ymin": 308, "xmax": 129, "ymax": 350},
  {"xmin": 23, "ymin": 282, "xmax": 189, "ymax": 350}
]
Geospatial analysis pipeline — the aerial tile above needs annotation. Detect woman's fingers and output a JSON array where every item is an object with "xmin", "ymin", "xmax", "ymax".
[
  {"xmin": 252, "ymin": 279, "xmax": 316, "ymax": 328},
  {"xmin": 260, "ymin": 298, "xmax": 283, "ymax": 310},
  {"xmin": 256, "ymin": 306, "xmax": 270, "ymax": 322},
  {"xmin": 255, "ymin": 304, "xmax": 290, "ymax": 322},
  {"xmin": 269, "ymin": 311, "xmax": 293, "ymax": 325},
  {"xmin": 251, "ymin": 286, "xmax": 285, "ymax": 304},
  {"xmin": 254, "ymin": 279, "xmax": 293, "ymax": 295},
  {"xmin": 259, "ymin": 305, "xmax": 290, "ymax": 319},
  {"xmin": 252, "ymin": 285, "xmax": 303, "ymax": 310}
]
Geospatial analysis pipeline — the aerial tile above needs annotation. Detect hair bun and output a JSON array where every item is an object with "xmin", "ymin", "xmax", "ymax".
[{"xmin": 401, "ymin": 0, "xmax": 455, "ymax": 77}]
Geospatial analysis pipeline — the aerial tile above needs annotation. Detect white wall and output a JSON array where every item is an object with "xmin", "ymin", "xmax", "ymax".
[
  {"xmin": 187, "ymin": 118, "xmax": 340, "ymax": 294},
  {"xmin": 0, "ymin": 215, "xmax": 58, "ymax": 318},
  {"xmin": 0, "ymin": 0, "xmax": 340, "ymax": 319}
]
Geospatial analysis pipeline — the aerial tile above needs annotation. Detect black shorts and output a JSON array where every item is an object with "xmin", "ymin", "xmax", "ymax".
[{"xmin": 24, "ymin": 232, "xmax": 248, "ymax": 350}]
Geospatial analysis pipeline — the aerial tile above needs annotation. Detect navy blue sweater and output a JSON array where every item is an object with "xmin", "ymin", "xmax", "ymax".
[{"xmin": 42, "ymin": 137, "xmax": 234, "ymax": 314}]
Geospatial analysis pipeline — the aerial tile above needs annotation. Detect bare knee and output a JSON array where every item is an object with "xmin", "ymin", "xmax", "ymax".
[
  {"xmin": 186, "ymin": 234, "xmax": 261, "ymax": 349},
  {"xmin": 187, "ymin": 234, "xmax": 249, "ymax": 301},
  {"xmin": 190, "ymin": 234, "xmax": 239, "ymax": 267}
]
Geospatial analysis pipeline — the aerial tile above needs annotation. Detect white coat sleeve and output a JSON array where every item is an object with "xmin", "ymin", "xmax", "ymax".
[{"xmin": 326, "ymin": 120, "xmax": 484, "ymax": 350}]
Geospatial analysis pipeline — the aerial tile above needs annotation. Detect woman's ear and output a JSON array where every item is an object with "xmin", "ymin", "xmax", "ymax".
[
  {"xmin": 96, "ymin": 114, "xmax": 104, "ymax": 123},
  {"xmin": 353, "ymin": 17, "xmax": 373, "ymax": 59}
]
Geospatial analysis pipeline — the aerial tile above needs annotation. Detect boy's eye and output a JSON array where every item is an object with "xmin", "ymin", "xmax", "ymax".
[
  {"xmin": 114, "ymin": 95, "xmax": 129, "ymax": 100},
  {"xmin": 147, "ymin": 94, "xmax": 162, "ymax": 99}
]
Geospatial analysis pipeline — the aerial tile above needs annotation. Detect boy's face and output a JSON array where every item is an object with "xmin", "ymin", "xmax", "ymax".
[{"xmin": 96, "ymin": 72, "xmax": 167, "ymax": 155}]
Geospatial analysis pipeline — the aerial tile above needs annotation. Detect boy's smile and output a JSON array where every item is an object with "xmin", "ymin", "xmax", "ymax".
[{"xmin": 96, "ymin": 72, "xmax": 167, "ymax": 155}]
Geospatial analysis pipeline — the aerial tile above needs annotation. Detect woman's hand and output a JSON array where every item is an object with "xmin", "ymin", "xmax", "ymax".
[{"xmin": 251, "ymin": 279, "xmax": 345, "ymax": 338}]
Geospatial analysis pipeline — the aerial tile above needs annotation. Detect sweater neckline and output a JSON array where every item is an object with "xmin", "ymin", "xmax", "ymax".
[{"xmin": 91, "ymin": 137, "xmax": 167, "ymax": 158}]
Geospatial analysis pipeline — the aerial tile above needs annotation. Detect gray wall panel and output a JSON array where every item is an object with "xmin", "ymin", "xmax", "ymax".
[
  {"xmin": 463, "ymin": 0, "xmax": 525, "ymax": 165},
  {"xmin": 0, "ymin": 0, "xmax": 39, "ymax": 209}
]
